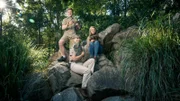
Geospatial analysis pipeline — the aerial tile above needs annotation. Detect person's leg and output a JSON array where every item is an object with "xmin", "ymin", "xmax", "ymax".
[
  {"xmin": 82, "ymin": 58, "xmax": 95, "ymax": 88},
  {"xmin": 57, "ymin": 35, "xmax": 68, "ymax": 62},
  {"xmin": 98, "ymin": 44, "xmax": 103, "ymax": 55},
  {"xmin": 71, "ymin": 62, "xmax": 91, "ymax": 88},
  {"xmin": 70, "ymin": 63, "xmax": 89, "ymax": 75},
  {"xmin": 83, "ymin": 58, "xmax": 95, "ymax": 73},
  {"xmin": 94, "ymin": 41, "xmax": 100, "ymax": 57},
  {"xmin": 59, "ymin": 39, "xmax": 65, "ymax": 56},
  {"xmin": 89, "ymin": 42, "xmax": 94, "ymax": 58}
]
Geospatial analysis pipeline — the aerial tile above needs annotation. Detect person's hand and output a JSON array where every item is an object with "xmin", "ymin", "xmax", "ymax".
[
  {"xmin": 81, "ymin": 51, "xmax": 85, "ymax": 56},
  {"xmin": 62, "ymin": 24, "xmax": 68, "ymax": 30},
  {"xmin": 70, "ymin": 55, "xmax": 76, "ymax": 61},
  {"xmin": 68, "ymin": 21, "xmax": 74, "ymax": 25},
  {"xmin": 90, "ymin": 39, "xmax": 95, "ymax": 42},
  {"xmin": 64, "ymin": 24, "xmax": 68, "ymax": 29}
]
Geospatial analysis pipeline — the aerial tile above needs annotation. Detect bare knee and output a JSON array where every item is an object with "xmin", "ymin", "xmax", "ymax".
[{"xmin": 59, "ymin": 40, "xmax": 64, "ymax": 46}]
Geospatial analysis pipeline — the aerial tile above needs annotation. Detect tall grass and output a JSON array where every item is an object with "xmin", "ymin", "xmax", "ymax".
[
  {"xmin": 0, "ymin": 27, "xmax": 49, "ymax": 100},
  {"xmin": 119, "ymin": 15, "xmax": 180, "ymax": 101}
]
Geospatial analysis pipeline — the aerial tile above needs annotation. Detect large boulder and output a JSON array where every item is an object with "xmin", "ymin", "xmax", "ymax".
[
  {"xmin": 21, "ymin": 61, "xmax": 71, "ymax": 101},
  {"xmin": 47, "ymin": 61, "xmax": 71, "ymax": 94},
  {"xmin": 22, "ymin": 73, "xmax": 52, "ymax": 101},
  {"xmin": 95, "ymin": 54, "xmax": 114, "ymax": 71},
  {"xmin": 66, "ymin": 71, "xmax": 82, "ymax": 87},
  {"xmin": 87, "ymin": 67, "xmax": 133, "ymax": 101},
  {"xmin": 98, "ymin": 23, "xmax": 121, "ymax": 53},
  {"xmin": 112, "ymin": 25, "xmax": 138, "ymax": 47},
  {"xmin": 111, "ymin": 26, "xmax": 139, "ymax": 68}
]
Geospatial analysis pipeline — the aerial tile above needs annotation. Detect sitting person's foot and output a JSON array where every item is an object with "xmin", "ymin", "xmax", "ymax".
[
  {"xmin": 94, "ymin": 56, "xmax": 98, "ymax": 63},
  {"xmin": 57, "ymin": 56, "xmax": 66, "ymax": 62}
]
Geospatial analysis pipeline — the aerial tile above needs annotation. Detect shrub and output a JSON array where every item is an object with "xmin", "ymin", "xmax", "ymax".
[
  {"xmin": 0, "ymin": 31, "xmax": 49, "ymax": 101},
  {"xmin": 119, "ymin": 15, "xmax": 180, "ymax": 101}
]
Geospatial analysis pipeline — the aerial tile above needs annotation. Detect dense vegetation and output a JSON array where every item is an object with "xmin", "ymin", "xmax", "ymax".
[
  {"xmin": 119, "ymin": 15, "xmax": 180, "ymax": 101},
  {"xmin": 0, "ymin": 0, "xmax": 179, "ymax": 101}
]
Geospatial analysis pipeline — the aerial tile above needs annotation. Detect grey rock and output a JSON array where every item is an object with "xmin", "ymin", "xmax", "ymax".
[
  {"xmin": 22, "ymin": 73, "xmax": 52, "ymax": 101},
  {"xmin": 95, "ymin": 54, "xmax": 114, "ymax": 71},
  {"xmin": 66, "ymin": 71, "xmax": 82, "ymax": 87},
  {"xmin": 47, "ymin": 62, "xmax": 71, "ymax": 94},
  {"xmin": 98, "ymin": 23, "xmax": 121, "ymax": 53},
  {"xmin": 112, "ymin": 26, "xmax": 139, "ymax": 44},
  {"xmin": 87, "ymin": 67, "xmax": 128, "ymax": 101},
  {"xmin": 51, "ymin": 87, "xmax": 84, "ymax": 101},
  {"xmin": 112, "ymin": 26, "xmax": 139, "ymax": 67}
]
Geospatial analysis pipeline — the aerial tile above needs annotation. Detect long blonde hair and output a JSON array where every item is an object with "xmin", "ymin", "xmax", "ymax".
[
  {"xmin": 89, "ymin": 26, "xmax": 97, "ymax": 36},
  {"xmin": 87, "ymin": 26, "xmax": 98, "ymax": 46}
]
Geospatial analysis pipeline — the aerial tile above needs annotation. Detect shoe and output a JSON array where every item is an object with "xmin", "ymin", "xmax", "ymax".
[
  {"xmin": 94, "ymin": 56, "xmax": 98, "ymax": 63},
  {"xmin": 57, "ymin": 56, "xmax": 66, "ymax": 62}
]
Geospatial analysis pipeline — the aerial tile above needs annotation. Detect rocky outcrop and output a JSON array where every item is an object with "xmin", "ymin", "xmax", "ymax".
[
  {"xmin": 24, "ymin": 13, "xmax": 180, "ymax": 100},
  {"xmin": 22, "ymin": 23, "xmax": 138, "ymax": 101}
]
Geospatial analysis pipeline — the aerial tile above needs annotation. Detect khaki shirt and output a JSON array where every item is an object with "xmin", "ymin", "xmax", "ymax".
[
  {"xmin": 62, "ymin": 17, "xmax": 77, "ymax": 35},
  {"xmin": 70, "ymin": 43, "xmax": 86, "ymax": 63}
]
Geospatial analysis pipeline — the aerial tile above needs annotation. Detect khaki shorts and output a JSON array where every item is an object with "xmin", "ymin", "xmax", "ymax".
[
  {"xmin": 60, "ymin": 29, "xmax": 78, "ymax": 41},
  {"xmin": 60, "ymin": 33, "xmax": 78, "ymax": 48}
]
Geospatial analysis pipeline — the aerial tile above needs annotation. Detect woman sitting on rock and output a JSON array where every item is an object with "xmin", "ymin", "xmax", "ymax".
[{"xmin": 86, "ymin": 26, "xmax": 103, "ymax": 60}]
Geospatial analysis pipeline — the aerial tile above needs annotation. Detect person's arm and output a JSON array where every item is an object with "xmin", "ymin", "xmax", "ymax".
[
  {"xmin": 86, "ymin": 36, "xmax": 90, "ymax": 48},
  {"xmin": 70, "ymin": 51, "xmax": 85, "ymax": 62},
  {"xmin": 62, "ymin": 18, "xmax": 68, "ymax": 30},
  {"xmin": 62, "ymin": 24, "xmax": 68, "ymax": 30},
  {"xmin": 62, "ymin": 18, "xmax": 75, "ymax": 30},
  {"xmin": 62, "ymin": 22, "xmax": 75, "ymax": 30}
]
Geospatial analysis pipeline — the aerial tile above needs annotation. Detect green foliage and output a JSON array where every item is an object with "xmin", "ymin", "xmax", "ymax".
[
  {"xmin": 1, "ymin": 0, "xmax": 179, "ymax": 100},
  {"xmin": 119, "ymin": 15, "xmax": 180, "ymax": 101},
  {"xmin": 0, "ymin": 26, "xmax": 49, "ymax": 100},
  {"xmin": 0, "ymin": 35, "xmax": 30, "ymax": 100}
]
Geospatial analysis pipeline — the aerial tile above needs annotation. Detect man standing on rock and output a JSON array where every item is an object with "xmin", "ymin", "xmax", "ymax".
[{"xmin": 57, "ymin": 8, "xmax": 80, "ymax": 62}]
